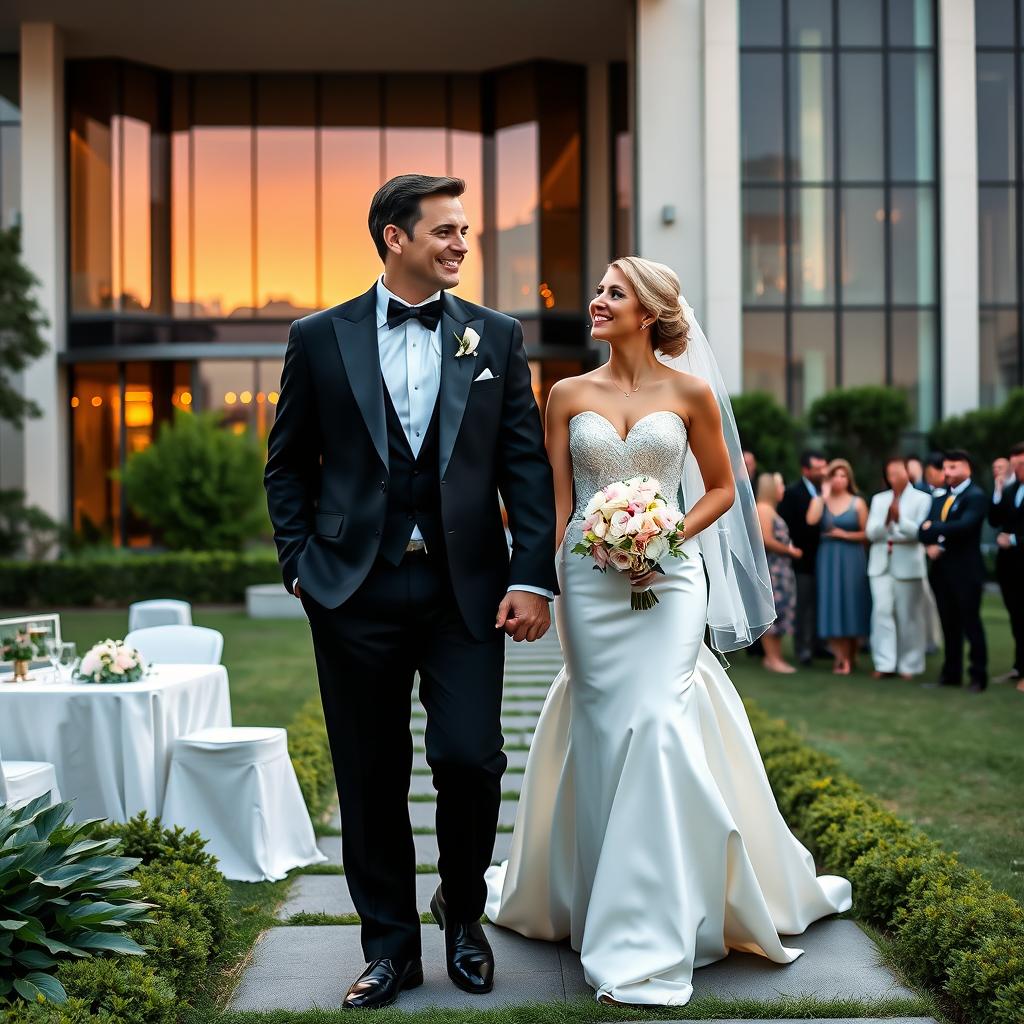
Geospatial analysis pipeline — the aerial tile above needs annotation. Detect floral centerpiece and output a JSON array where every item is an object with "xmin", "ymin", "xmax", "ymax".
[
  {"xmin": 75, "ymin": 638, "xmax": 146, "ymax": 684},
  {"xmin": 2, "ymin": 632, "xmax": 37, "ymax": 681},
  {"xmin": 573, "ymin": 476, "xmax": 688, "ymax": 610}
]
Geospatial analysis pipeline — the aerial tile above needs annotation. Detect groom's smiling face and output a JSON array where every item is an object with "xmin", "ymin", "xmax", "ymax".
[{"xmin": 384, "ymin": 194, "xmax": 470, "ymax": 296}]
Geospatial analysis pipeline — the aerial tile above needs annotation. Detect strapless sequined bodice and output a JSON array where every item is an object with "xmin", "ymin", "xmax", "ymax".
[{"xmin": 568, "ymin": 411, "xmax": 689, "ymax": 527}]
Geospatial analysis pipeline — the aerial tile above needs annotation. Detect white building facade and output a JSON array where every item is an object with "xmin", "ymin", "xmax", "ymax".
[{"xmin": 0, "ymin": 0, "xmax": 1011, "ymax": 543}]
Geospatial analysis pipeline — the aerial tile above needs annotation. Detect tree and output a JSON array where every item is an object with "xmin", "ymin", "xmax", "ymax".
[
  {"xmin": 807, "ymin": 386, "xmax": 911, "ymax": 492},
  {"xmin": 121, "ymin": 411, "xmax": 268, "ymax": 551},
  {"xmin": 929, "ymin": 388, "xmax": 1024, "ymax": 475},
  {"xmin": 731, "ymin": 391, "xmax": 800, "ymax": 480},
  {"xmin": 0, "ymin": 224, "xmax": 49, "ymax": 427}
]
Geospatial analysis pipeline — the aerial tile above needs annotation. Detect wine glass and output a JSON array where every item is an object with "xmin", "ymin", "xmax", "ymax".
[
  {"xmin": 55, "ymin": 641, "xmax": 78, "ymax": 683},
  {"xmin": 42, "ymin": 636, "xmax": 61, "ymax": 682}
]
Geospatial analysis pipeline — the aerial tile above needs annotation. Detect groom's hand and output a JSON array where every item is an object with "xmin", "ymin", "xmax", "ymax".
[{"xmin": 496, "ymin": 591, "xmax": 550, "ymax": 642}]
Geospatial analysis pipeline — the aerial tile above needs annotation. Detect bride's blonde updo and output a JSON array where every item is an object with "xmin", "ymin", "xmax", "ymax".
[{"xmin": 609, "ymin": 256, "xmax": 690, "ymax": 358}]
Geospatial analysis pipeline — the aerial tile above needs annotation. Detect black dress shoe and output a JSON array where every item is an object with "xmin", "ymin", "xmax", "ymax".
[
  {"xmin": 430, "ymin": 885, "xmax": 494, "ymax": 994},
  {"xmin": 342, "ymin": 957, "xmax": 423, "ymax": 1010}
]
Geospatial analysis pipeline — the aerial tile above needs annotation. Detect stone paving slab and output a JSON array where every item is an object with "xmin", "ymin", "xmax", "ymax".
[
  {"xmin": 277, "ymin": 871, "xmax": 443, "ymax": 919},
  {"xmin": 229, "ymin": 924, "xmax": 579, "ymax": 1011},
  {"xmin": 229, "ymin": 919, "xmax": 914, "ymax": 1011},
  {"xmin": 316, "ymin": 829, "xmax": 512, "ymax": 867},
  {"xmin": 410, "ymin": 749, "xmax": 530, "ymax": 772}
]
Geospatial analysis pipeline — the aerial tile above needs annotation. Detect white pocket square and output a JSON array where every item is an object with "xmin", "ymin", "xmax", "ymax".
[{"xmin": 473, "ymin": 368, "xmax": 495, "ymax": 382}]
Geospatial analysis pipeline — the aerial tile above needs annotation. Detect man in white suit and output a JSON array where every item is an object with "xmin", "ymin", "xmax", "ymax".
[{"xmin": 866, "ymin": 457, "xmax": 934, "ymax": 678}]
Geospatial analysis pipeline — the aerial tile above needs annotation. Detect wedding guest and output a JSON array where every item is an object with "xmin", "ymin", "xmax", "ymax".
[
  {"xmin": 989, "ymin": 442, "xmax": 1024, "ymax": 686},
  {"xmin": 919, "ymin": 449, "xmax": 989, "ymax": 692},
  {"xmin": 778, "ymin": 450, "xmax": 828, "ymax": 666},
  {"xmin": 808, "ymin": 459, "xmax": 869, "ymax": 675},
  {"xmin": 907, "ymin": 455, "xmax": 929, "ymax": 494},
  {"xmin": 923, "ymin": 451, "xmax": 946, "ymax": 494},
  {"xmin": 992, "ymin": 456, "xmax": 1011, "ymax": 492},
  {"xmin": 865, "ymin": 458, "xmax": 932, "ymax": 679},
  {"xmin": 756, "ymin": 472, "xmax": 800, "ymax": 674},
  {"xmin": 743, "ymin": 450, "xmax": 757, "ymax": 482}
]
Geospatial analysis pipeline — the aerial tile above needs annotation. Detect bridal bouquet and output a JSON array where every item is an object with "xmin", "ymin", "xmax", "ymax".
[
  {"xmin": 76, "ymin": 639, "xmax": 146, "ymax": 684},
  {"xmin": 572, "ymin": 476, "xmax": 687, "ymax": 610}
]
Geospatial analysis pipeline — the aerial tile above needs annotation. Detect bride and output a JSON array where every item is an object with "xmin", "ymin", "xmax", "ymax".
[{"xmin": 484, "ymin": 256, "xmax": 852, "ymax": 1006}]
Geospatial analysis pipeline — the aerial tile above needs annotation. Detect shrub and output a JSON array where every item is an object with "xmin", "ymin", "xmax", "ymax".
[
  {"xmin": 120, "ymin": 411, "xmax": 267, "ymax": 551},
  {"xmin": 92, "ymin": 813, "xmax": 218, "ymax": 871},
  {"xmin": 731, "ymin": 391, "xmax": 800, "ymax": 479},
  {"xmin": 0, "ymin": 798, "xmax": 151, "ymax": 1004},
  {"xmin": 0, "ymin": 548, "xmax": 280, "ymax": 607},
  {"xmin": 0, "ymin": 489, "xmax": 60, "ymax": 560},
  {"xmin": 288, "ymin": 696, "xmax": 336, "ymax": 818},
  {"xmin": 807, "ymin": 385, "xmax": 911, "ymax": 490},
  {"xmin": 743, "ymin": 697, "xmax": 1024, "ymax": 1024},
  {"xmin": 929, "ymin": 387, "xmax": 1024, "ymax": 477}
]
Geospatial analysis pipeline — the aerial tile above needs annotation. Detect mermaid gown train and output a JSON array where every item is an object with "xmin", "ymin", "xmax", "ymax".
[{"xmin": 484, "ymin": 410, "xmax": 852, "ymax": 1005}]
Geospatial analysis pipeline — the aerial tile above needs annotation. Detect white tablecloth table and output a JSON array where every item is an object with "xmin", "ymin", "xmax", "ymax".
[{"xmin": 0, "ymin": 664, "xmax": 231, "ymax": 822}]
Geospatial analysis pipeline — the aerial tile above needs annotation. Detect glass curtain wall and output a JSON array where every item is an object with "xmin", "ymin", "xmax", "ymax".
[
  {"xmin": 739, "ymin": 0, "xmax": 940, "ymax": 431},
  {"xmin": 976, "ymin": 0, "xmax": 1024, "ymax": 406},
  {"xmin": 0, "ymin": 56, "xmax": 19, "ymax": 229}
]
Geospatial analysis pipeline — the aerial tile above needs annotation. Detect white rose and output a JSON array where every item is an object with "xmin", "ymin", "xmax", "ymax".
[
  {"xmin": 591, "ymin": 518, "xmax": 608, "ymax": 539},
  {"xmin": 80, "ymin": 650, "xmax": 100, "ymax": 675},
  {"xmin": 645, "ymin": 535, "xmax": 669, "ymax": 562},
  {"xmin": 607, "ymin": 510, "xmax": 631, "ymax": 539},
  {"xmin": 584, "ymin": 492, "xmax": 603, "ymax": 517},
  {"xmin": 623, "ymin": 512, "xmax": 643, "ymax": 536}
]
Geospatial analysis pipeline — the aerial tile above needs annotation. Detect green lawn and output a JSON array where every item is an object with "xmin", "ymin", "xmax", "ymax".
[{"xmin": 49, "ymin": 596, "xmax": 1024, "ymax": 905}]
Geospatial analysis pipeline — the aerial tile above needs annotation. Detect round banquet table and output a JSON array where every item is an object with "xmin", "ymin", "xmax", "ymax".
[{"xmin": 0, "ymin": 663, "xmax": 231, "ymax": 822}]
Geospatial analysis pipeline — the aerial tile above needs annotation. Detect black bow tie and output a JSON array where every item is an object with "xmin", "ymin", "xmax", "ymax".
[{"xmin": 386, "ymin": 297, "xmax": 443, "ymax": 332}]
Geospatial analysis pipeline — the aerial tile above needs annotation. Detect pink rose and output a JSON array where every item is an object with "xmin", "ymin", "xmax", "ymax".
[
  {"xmin": 608, "ymin": 548, "xmax": 633, "ymax": 571},
  {"xmin": 592, "ymin": 543, "xmax": 610, "ymax": 569},
  {"xmin": 115, "ymin": 650, "xmax": 135, "ymax": 671},
  {"xmin": 80, "ymin": 651, "xmax": 100, "ymax": 676}
]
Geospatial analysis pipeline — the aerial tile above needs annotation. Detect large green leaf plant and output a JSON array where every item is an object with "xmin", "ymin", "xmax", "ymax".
[{"xmin": 0, "ymin": 796, "xmax": 152, "ymax": 1004}]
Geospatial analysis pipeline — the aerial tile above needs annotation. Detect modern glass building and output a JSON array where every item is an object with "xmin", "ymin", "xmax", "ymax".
[{"xmin": 0, "ymin": 0, "xmax": 1008, "ymax": 544}]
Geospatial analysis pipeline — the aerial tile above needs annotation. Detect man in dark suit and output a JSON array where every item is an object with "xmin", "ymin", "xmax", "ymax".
[
  {"xmin": 989, "ymin": 442, "xmax": 1024, "ymax": 686},
  {"xmin": 265, "ymin": 175, "xmax": 557, "ymax": 1008},
  {"xmin": 919, "ymin": 449, "xmax": 989, "ymax": 692},
  {"xmin": 777, "ymin": 449, "xmax": 828, "ymax": 665}
]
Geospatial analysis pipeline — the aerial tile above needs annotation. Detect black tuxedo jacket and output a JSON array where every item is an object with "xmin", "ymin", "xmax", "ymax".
[
  {"xmin": 264, "ymin": 285, "xmax": 558, "ymax": 640},
  {"xmin": 919, "ymin": 481, "xmax": 988, "ymax": 583},
  {"xmin": 989, "ymin": 480, "xmax": 1024, "ymax": 551},
  {"xmin": 777, "ymin": 479, "xmax": 820, "ymax": 575}
]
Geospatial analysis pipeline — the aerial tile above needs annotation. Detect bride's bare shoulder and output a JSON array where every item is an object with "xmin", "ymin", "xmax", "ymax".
[
  {"xmin": 547, "ymin": 371, "xmax": 603, "ymax": 411},
  {"xmin": 663, "ymin": 367, "xmax": 714, "ymax": 403}
]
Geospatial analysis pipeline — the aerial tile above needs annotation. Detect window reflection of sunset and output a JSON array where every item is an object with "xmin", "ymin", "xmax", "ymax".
[{"xmin": 193, "ymin": 128, "xmax": 252, "ymax": 317}]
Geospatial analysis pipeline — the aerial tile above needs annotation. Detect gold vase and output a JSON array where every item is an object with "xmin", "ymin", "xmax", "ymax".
[{"xmin": 13, "ymin": 659, "xmax": 30, "ymax": 681}]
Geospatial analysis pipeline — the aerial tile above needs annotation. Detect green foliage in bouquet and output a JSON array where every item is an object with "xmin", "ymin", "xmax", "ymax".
[
  {"xmin": 807, "ymin": 385, "xmax": 911, "ymax": 489},
  {"xmin": 0, "ymin": 797, "xmax": 152, "ymax": 1005},
  {"xmin": 121, "ymin": 410, "xmax": 267, "ymax": 551},
  {"xmin": 730, "ymin": 391, "xmax": 800, "ymax": 480}
]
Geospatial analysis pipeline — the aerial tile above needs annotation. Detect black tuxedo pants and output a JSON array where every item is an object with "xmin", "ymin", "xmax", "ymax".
[
  {"xmin": 301, "ymin": 549, "xmax": 506, "ymax": 963},
  {"xmin": 929, "ymin": 562, "xmax": 988, "ymax": 687},
  {"xmin": 996, "ymin": 549, "xmax": 1024, "ymax": 675}
]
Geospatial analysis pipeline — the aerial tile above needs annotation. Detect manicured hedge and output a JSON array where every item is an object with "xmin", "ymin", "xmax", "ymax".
[
  {"xmin": 0, "ymin": 549, "xmax": 280, "ymax": 607},
  {"xmin": 2, "ymin": 814, "xmax": 231, "ymax": 1024},
  {"xmin": 288, "ymin": 695, "xmax": 337, "ymax": 820},
  {"xmin": 745, "ymin": 699, "xmax": 1024, "ymax": 1024}
]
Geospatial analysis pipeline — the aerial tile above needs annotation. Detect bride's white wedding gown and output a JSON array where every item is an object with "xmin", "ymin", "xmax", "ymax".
[{"xmin": 484, "ymin": 410, "xmax": 852, "ymax": 1006}]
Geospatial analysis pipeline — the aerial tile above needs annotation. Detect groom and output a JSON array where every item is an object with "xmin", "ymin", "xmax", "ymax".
[{"xmin": 265, "ymin": 174, "xmax": 557, "ymax": 1008}]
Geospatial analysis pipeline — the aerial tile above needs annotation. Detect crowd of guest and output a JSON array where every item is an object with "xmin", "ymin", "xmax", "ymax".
[{"xmin": 745, "ymin": 442, "xmax": 1024, "ymax": 693}]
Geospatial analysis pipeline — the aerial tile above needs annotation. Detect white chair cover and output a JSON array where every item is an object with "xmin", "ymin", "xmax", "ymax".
[
  {"xmin": 0, "ymin": 735, "xmax": 61, "ymax": 808},
  {"xmin": 128, "ymin": 599, "xmax": 193, "ymax": 632},
  {"xmin": 125, "ymin": 624, "xmax": 224, "ymax": 665},
  {"xmin": 162, "ymin": 727, "xmax": 326, "ymax": 882}
]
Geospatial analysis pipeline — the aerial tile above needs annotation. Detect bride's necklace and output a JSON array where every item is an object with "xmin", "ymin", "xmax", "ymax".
[{"xmin": 610, "ymin": 375, "xmax": 644, "ymax": 399}]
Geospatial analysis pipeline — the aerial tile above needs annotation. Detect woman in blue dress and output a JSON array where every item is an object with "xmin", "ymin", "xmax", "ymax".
[{"xmin": 807, "ymin": 459, "xmax": 870, "ymax": 675}]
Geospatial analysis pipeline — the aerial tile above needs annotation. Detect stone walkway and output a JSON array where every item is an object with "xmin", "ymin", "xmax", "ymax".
[{"xmin": 230, "ymin": 630, "xmax": 934, "ymax": 1020}]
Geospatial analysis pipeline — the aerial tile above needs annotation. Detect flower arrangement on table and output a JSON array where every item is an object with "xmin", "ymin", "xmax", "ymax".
[
  {"xmin": 572, "ymin": 475, "xmax": 688, "ymax": 611},
  {"xmin": 2, "ymin": 632, "xmax": 39, "ymax": 681},
  {"xmin": 75, "ymin": 638, "xmax": 147, "ymax": 684}
]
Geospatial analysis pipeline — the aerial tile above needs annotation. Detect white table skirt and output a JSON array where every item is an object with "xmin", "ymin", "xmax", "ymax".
[{"xmin": 0, "ymin": 664, "xmax": 231, "ymax": 822}]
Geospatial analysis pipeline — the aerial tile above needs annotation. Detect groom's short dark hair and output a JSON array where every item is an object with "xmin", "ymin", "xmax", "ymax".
[{"xmin": 368, "ymin": 174, "xmax": 466, "ymax": 262}]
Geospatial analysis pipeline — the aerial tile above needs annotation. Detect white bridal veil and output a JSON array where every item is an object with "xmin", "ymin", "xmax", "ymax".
[{"xmin": 658, "ymin": 297, "xmax": 776, "ymax": 652}]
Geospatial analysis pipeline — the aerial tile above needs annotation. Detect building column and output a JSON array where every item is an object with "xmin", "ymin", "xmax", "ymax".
[
  {"xmin": 938, "ymin": 0, "xmax": 980, "ymax": 416},
  {"xmin": 586, "ymin": 62, "xmax": 611, "ymax": 294},
  {"xmin": 19, "ymin": 22, "xmax": 67, "ymax": 524},
  {"xmin": 702, "ymin": 0, "xmax": 742, "ymax": 394},
  {"xmin": 635, "ymin": 0, "xmax": 705, "ymax": 315}
]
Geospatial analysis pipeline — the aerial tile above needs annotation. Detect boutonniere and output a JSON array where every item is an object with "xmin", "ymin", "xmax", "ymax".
[{"xmin": 455, "ymin": 326, "xmax": 480, "ymax": 358}]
